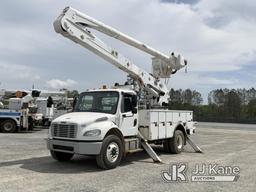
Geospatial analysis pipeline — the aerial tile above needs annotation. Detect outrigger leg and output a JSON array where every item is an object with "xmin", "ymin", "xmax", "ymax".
[
  {"xmin": 138, "ymin": 131, "xmax": 162, "ymax": 163},
  {"xmin": 186, "ymin": 135, "xmax": 203, "ymax": 153}
]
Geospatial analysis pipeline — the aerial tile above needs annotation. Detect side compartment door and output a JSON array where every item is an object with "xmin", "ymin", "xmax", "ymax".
[
  {"xmin": 158, "ymin": 111, "xmax": 166, "ymax": 139},
  {"xmin": 166, "ymin": 112, "xmax": 175, "ymax": 138}
]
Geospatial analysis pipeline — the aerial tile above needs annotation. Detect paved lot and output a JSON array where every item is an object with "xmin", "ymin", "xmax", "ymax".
[{"xmin": 0, "ymin": 122, "xmax": 256, "ymax": 192}]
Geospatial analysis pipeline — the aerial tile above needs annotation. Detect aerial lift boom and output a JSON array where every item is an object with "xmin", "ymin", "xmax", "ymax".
[{"xmin": 53, "ymin": 7, "xmax": 187, "ymax": 106}]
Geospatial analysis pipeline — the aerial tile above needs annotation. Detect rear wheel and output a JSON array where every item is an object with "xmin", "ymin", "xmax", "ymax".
[
  {"xmin": 169, "ymin": 130, "xmax": 185, "ymax": 154},
  {"xmin": 163, "ymin": 130, "xmax": 185, "ymax": 154},
  {"xmin": 50, "ymin": 150, "xmax": 74, "ymax": 161},
  {"xmin": 1, "ymin": 119, "xmax": 17, "ymax": 133},
  {"xmin": 96, "ymin": 135, "xmax": 123, "ymax": 170}
]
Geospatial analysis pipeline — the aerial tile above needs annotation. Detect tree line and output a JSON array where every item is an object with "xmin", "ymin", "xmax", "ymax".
[{"xmin": 168, "ymin": 88, "xmax": 256, "ymax": 124}]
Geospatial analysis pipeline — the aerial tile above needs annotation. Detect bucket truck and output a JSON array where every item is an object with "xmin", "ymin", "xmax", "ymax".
[
  {"xmin": 47, "ymin": 7, "xmax": 202, "ymax": 169},
  {"xmin": 0, "ymin": 91, "xmax": 33, "ymax": 133}
]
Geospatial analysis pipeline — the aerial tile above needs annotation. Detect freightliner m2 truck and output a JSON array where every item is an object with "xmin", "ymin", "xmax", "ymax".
[{"xmin": 47, "ymin": 7, "xmax": 202, "ymax": 169}]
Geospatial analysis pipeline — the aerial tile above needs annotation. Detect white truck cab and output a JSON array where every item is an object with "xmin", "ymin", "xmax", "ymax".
[{"xmin": 47, "ymin": 89, "xmax": 138, "ymax": 168}]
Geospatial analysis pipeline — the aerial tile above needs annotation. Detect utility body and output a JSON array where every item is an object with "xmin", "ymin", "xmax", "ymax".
[{"xmin": 47, "ymin": 7, "xmax": 201, "ymax": 169}]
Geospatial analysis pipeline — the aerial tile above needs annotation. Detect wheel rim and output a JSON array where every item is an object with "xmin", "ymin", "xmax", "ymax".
[
  {"xmin": 106, "ymin": 142, "xmax": 119, "ymax": 163},
  {"xmin": 177, "ymin": 135, "xmax": 183, "ymax": 150},
  {"xmin": 3, "ymin": 122, "xmax": 14, "ymax": 131}
]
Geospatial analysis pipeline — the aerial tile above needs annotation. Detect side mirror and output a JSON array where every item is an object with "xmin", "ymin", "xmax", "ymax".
[
  {"xmin": 132, "ymin": 107, "xmax": 137, "ymax": 114},
  {"xmin": 131, "ymin": 95, "xmax": 137, "ymax": 107},
  {"xmin": 72, "ymin": 97, "xmax": 78, "ymax": 109}
]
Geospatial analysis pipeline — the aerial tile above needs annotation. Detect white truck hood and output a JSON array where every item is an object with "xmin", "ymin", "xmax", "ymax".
[{"xmin": 52, "ymin": 112, "xmax": 115, "ymax": 125}]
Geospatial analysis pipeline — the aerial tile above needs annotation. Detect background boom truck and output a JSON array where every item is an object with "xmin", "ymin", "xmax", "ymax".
[
  {"xmin": 33, "ymin": 90, "xmax": 72, "ymax": 126},
  {"xmin": 47, "ymin": 7, "xmax": 202, "ymax": 169},
  {"xmin": 0, "ymin": 91, "xmax": 35, "ymax": 133},
  {"xmin": 0, "ymin": 89, "xmax": 71, "ymax": 132}
]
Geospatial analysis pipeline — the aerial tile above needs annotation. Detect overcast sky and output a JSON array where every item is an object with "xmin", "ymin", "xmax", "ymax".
[{"xmin": 0, "ymin": 0, "xmax": 255, "ymax": 102}]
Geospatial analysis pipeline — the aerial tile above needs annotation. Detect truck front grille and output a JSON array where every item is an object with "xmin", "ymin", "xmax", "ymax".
[{"xmin": 52, "ymin": 123, "xmax": 77, "ymax": 138}]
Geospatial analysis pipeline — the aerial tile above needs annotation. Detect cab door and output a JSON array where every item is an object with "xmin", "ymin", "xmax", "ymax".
[{"xmin": 119, "ymin": 94, "xmax": 138, "ymax": 136}]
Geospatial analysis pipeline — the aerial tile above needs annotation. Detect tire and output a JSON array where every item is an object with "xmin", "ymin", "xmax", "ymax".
[
  {"xmin": 96, "ymin": 135, "xmax": 123, "ymax": 170},
  {"xmin": 163, "ymin": 139, "xmax": 171, "ymax": 153},
  {"xmin": 28, "ymin": 117, "xmax": 34, "ymax": 131},
  {"xmin": 1, "ymin": 119, "xmax": 17, "ymax": 133},
  {"xmin": 42, "ymin": 118, "xmax": 50, "ymax": 127},
  {"xmin": 50, "ymin": 150, "xmax": 74, "ymax": 161},
  {"xmin": 28, "ymin": 123, "xmax": 34, "ymax": 131},
  {"xmin": 169, "ymin": 130, "xmax": 185, "ymax": 154}
]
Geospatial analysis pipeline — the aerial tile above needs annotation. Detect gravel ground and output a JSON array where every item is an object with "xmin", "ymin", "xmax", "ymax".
[{"xmin": 0, "ymin": 122, "xmax": 256, "ymax": 192}]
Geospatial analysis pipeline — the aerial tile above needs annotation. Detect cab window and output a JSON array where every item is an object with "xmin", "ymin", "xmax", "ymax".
[
  {"xmin": 121, "ymin": 95, "xmax": 132, "ymax": 113},
  {"xmin": 75, "ymin": 91, "xmax": 119, "ymax": 114}
]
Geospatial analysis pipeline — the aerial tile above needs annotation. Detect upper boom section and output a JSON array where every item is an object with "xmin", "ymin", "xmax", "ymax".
[
  {"xmin": 67, "ymin": 8, "xmax": 184, "ymax": 68},
  {"xmin": 53, "ymin": 7, "xmax": 188, "ymax": 105},
  {"xmin": 54, "ymin": 7, "xmax": 187, "ymax": 77}
]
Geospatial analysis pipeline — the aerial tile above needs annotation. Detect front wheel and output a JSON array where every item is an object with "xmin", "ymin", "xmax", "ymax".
[
  {"xmin": 1, "ymin": 119, "xmax": 17, "ymax": 133},
  {"xmin": 50, "ymin": 150, "xmax": 74, "ymax": 161},
  {"xmin": 96, "ymin": 135, "xmax": 123, "ymax": 170}
]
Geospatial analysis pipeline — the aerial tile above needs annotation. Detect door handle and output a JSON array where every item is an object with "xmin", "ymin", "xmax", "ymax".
[{"xmin": 122, "ymin": 113, "xmax": 133, "ymax": 118}]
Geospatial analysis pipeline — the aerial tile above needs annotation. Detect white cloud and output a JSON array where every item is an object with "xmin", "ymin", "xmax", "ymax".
[
  {"xmin": 169, "ymin": 73, "xmax": 236, "ymax": 89},
  {"xmin": 0, "ymin": 62, "xmax": 40, "ymax": 81},
  {"xmin": 195, "ymin": 0, "xmax": 256, "ymax": 22},
  {"xmin": 46, "ymin": 79, "xmax": 77, "ymax": 89}
]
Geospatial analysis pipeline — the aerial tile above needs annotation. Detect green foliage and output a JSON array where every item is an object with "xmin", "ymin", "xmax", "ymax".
[
  {"xmin": 169, "ymin": 88, "xmax": 256, "ymax": 123},
  {"xmin": 169, "ymin": 88, "xmax": 202, "ymax": 106},
  {"xmin": 59, "ymin": 88, "xmax": 79, "ymax": 98},
  {"xmin": 247, "ymin": 99, "xmax": 256, "ymax": 118},
  {"xmin": 67, "ymin": 90, "xmax": 79, "ymax": 98}
]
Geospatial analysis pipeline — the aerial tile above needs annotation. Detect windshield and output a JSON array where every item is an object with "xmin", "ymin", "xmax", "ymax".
[{"xmin": 74, "ymin": 91, "xmax": 119, "ymax": 114}]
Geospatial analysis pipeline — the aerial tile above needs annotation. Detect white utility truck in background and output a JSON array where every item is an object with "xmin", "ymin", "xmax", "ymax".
[
  {"xmin": 47, "ymin": 7, "xmax": 202, "ymax": 169},
  {"xmin": 0, "ymin": 89, "xmax": 71, "ymax": 133},
  {"xmin": 33, "ymin": 90, "xmax": 72, "ymax": 126},
  {"xmin": 0, "ymin": 91, "xmax": 33, "ymax": 133}
]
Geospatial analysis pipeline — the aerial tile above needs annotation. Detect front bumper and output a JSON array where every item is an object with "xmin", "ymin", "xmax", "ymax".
[{"xmin": 46, "ymin": 138, "xmax": 102, "ymax": 155}]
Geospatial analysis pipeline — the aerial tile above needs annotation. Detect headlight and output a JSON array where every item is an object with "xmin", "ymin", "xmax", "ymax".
[
  {"xmin": 95, "ymin": 117, "xmax": 108, "ymax": 122},
  {"xmin": 83, "ymin": 129, "xmax": 101, "ymax": 137}
]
